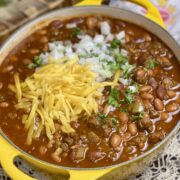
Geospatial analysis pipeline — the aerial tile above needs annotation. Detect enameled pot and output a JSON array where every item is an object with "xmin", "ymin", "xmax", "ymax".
[{"xmin": 0, "ymin": 0, "xmax": 179, "ymax": 179}]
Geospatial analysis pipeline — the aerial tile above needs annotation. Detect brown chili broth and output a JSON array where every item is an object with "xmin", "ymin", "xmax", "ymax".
[{"xmin": 0, "ymin": 16, "xmax": 179, "ymax": 168}]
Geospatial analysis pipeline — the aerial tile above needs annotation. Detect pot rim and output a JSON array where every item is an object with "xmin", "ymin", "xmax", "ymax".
[{"xmin": 0, "ymin": 5, "xmax": 179, "ymax": 171}]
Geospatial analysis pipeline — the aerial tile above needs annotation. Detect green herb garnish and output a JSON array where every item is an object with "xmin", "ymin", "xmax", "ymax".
[
  {"xmin": 71, "ymin": 27, "xmax": 81, "ymax": 37},
  {"xmin": 120, "ymin": 108, "xmax": 128, "ymax": 112},
  {"xmin": 98, "ymin": 113, "xmax": 106, "ymax": 125},
  {"xmin": 107, "ymin": 61, "xmax": 117, "ymax": 72},
  {"xmin": 110, "ymin": 39, "xmax": 121, "ymax": 49},
  {"xmin": 28, "ymin": 56, "xmax": 43, "ymax": 69},
  {"xmin": 124, "ymin": 93, "xmax": 133, "ymax": 104},
  {"xmin": 108, "ymin": 88, "xmax": 120, "ymax": 107},
  {"xmin": 109, "ymin": 117, "xmax": 119, "ymax": 128},
  {"xmin": 34, "ymin": 56, "xmax": 43, "ymax": 67},
  {"xmin": 115, "ymin": 53, "xmax": 128, "ymax": 64},
  {"xmin": 146, "ymin": 59, "xmax": 158, "ymax": 69},
  {"xmin": 131, "ymin": 112, "xmax": 144, "ymax": 121}
]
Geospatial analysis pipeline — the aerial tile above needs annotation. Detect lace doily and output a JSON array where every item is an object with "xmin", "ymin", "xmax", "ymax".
[{"xmin": 0, "ymin": 130, "xmax": 179, "ymax": 180}]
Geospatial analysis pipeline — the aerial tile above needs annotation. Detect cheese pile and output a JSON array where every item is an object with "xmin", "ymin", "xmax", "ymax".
[{"xmin": 9, "ymin": 57, "xmax": 112, "ymax": 144}]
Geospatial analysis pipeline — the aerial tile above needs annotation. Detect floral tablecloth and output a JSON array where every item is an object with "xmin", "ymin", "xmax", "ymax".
[{"xmin": 0, "ymin": 0, "xmax": 179, "ymax": 179}]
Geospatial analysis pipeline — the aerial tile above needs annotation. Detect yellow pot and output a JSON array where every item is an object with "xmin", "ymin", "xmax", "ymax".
[{"xmin": 0, "ymin": 0, "xmax": 179, "ymax": 180}]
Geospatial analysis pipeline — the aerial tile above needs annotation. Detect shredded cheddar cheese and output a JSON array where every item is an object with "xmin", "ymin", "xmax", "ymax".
[{"xmin": 9, "ymin": 58, "xmax": 113, "ymax": 145}]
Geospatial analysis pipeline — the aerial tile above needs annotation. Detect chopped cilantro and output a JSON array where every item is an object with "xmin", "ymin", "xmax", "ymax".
[
  {"xmin": 107, "ymin": 61, "xmax": 117, "ymax": 72},
  {"xmin": 146, "ymin": 59, "xmax": 158, "ymax": 69},
  {"xmin": 109, "ymin": 117, "xmax": 119, "ymax": 128},
  {"xmin": 115, "ymin": 53, "xmax": 128, "ymax": 64},
  {"xmin": 34, "ymin": 56, "xmax": 43, "ymax": 67},
  {"xmin": 71, "ymin": 27, "xmax": 81, "ymax": 37},
  {"xmin": 108, "ymin": 88, "xmax": 120, "ymax": 107},
  {"xmin": 98, "ymin": 113, "xmax": 106, "ymax": 125},
  {"xmin": 124, "ymin": 93, "xmax": 133, "ymax": 104},
  {"xmin": 131, "ymin": 112, "xmax": 144, "ymax": 121},
  {"xmin": 28, "ymin": 56, "xmax": 43, "ymax": 69},
  {"xmin": 122, "ymin": 83, "xmax": 139, "ymax": 104},
  {"xmin": 27, "ymin": 63, "xmax": 36, "ymax": 69},
  {"xmin": 120, "ymin": 108, "xmax": 128, "ymax": 112},
  {"xmin": 110, "ymin": 39, "xmax": 121, "ymax": 49}
]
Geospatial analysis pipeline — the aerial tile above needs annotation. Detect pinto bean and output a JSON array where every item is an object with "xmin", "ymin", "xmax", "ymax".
[
  {"xmin": 156, "ymin": 85, "xmax": 167, "ymax": 100},
  {"xmin": 122, "ymin": 132, "xmax": 131, "ymax": 141},
  {"xmin": 119, "ymin": 123, "xmax": 127, "ymax": 133},
  {"xmin": 161, "ymin": 112, "xmax": 169, "ymax": 121},
  {"xmin": 69, "ymin": 17, "xmax": 84, "ymax": 25},
  {"xmin": 140, "ymin": 85, "xmax": 152, "ymax": 93},
  {"xmin": 0, "ymin": 102, "xmax": 9, "ymax": 108},
  {"xmin": 149, "ymin": 109, "xmax": 160, "ymax": 118},
  {"xmin": 149, "ymin": 130, "xmax": 166, "ymax": 143},
  {"xmin": 141, "ymin": 93, "xmax": 154, "ymax": 100},
  {"xmin": 143, "ymin": 100, "xmax": 153, "ymax": 110},
  {"xmin": 9, "ymin": 55, "xmax": 18, "ymax": 62},
  {"xmin": 40, "ymin": 36, "xmax": 48, "ymax": 44},
  {"xmin": 64, "ymin": 136, "xmax": 74, "ymax": 146},
  {"xmin": 51, "ymin": 148, "xmax": 62, "ymax": 162},
  {"xmin": 38, "ymin": 29, "xmax": 47, "ymax": 35},
  {"xmin": 147, "ymin": 69, "xmax": 153, "ymax": 77},
  {"xmin": 138, "ymin": 114, "xmax": 153, "ymax": 132},
  {"xmin": 158, "ymin": 57, "xmax": 172, "ymax": 67},
  {"xmin": 135, "ymin": 69, "xmax": 145, "ymax": 82},
  {"xmin": 102, "ymin": 125, "xmax": 112, "ymax": 137},
  {"xmin": 0, "ymin": 82, "xmax": 3, "ymax": 89},
  {"xmin": 154, "ymin": 98, "xmax": 164, "ymax": 111},
  {"xmin": 125, "ymin": 146, "xmax": 136, "ymax": 154},
  {"xmin": 86, "ymin": 16, "xmax": 98, "ymax": 30},
  {"xmin": 149, "ymin": 77, "xmax": 158, "ymax": 89},
  {"xmin": 39, "ymin": 145, "xmax": 47, "ymax": 155},
  {"xmin": 47, "ymin": 139, "xmax": 55, "ymax": 148},
  {"xmin": 88, "ymin": 115, "xmax": 100, "ymax": 127},
  {"xmin": 88, "ymin": 132, "xmax": 101, "ymax": 145},
  {"xmin": 128, "ymin": 123, "xmax": 137, "ymax": 136},
  {"xmin": 23, "ymin": 58, "xmax": 32, "ymax": 65},
  {"xmin": 87, "ymin": 151, "xmax": 106, "ymax": 162},
  {"xmin": 143, "ymin": 33, "xmax": 152, "ymax": 41},
  {"xmin": 2, "ymin": 65, "xmax": 13, "ymax": 73},
  {"xmin": 118, "ymin": 111, "xmax": 128, "ymax": 124},
  {"xmin": 29, "ymin": 49, "xmax": 40, "ymax": 54},
  {"xmin": 167, "ymin": 90, "xmax": 176, "ymax": 98},
  {"xmin": 162, "ymin": 77, "xmax": 174, "ymax": 89},
  {"xmin": 110, "ymin": 133, "xmax": 122, "ymax": 148},
  {"xmin": 50, "ymin": 20, "xmax": 63, "ymax": 29},
  {"xmin": 130, "ymin": 133, "xmax": 147, "ymax": 149},
  {"xmin": 138, "ymin": 141, "xmax": 145, "ymax": 149},
  {"xmin": 166, "ymin": 103, "xmax": 179, "ymax": 112}
]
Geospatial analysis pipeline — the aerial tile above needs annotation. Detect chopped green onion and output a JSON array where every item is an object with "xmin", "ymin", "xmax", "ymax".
[
  {"xmin": 71, "ymin": 27, "xmax": 81, "ymax": 37},
  {"xmin": 146, "ymin": 59, "xmax": 158, "ymax": 69},
  {"xmin": 27, "ymin": 63, "xmax": 36, "ymax": 69},
  {"xmin": 108, "ymin": 88, "xmax": 120, "ymax": 107},
  {"xmin": 28, "ymin": 56, "xmax": 43, "ymax": 69},
  {"xmin": 34, "ymin": 56, "xmax": 43, "ymax": 67},
  {"xmin": 109, "ymin": 117, "xmax": 119, "ymax": 128},
  {"xmin": 110, "ymin": 39, "xmax": 121, "ymax": 49},
  {"xmin": 98, "ymin": 113, "xmax": 106, "ymax": 125}
]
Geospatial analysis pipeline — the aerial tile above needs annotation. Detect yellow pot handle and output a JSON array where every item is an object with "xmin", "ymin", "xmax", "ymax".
[
  {"xmin": 76, "ymin": 0, "xmax": 165, "ymax": 29},
  {"xmin": 128, "ymin": 0, "xmax": 165, "ymax": 28},
  {"xmin": 68, "ymin": 168, "xmax": 112, "ymax": 180},
  {"xmin": 0, "ymin": 136, "xmax": 36, "ymax": 180},
  {"xmin": 75, "ymin": 0, "xmax": 103, "ymax": 6}
]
